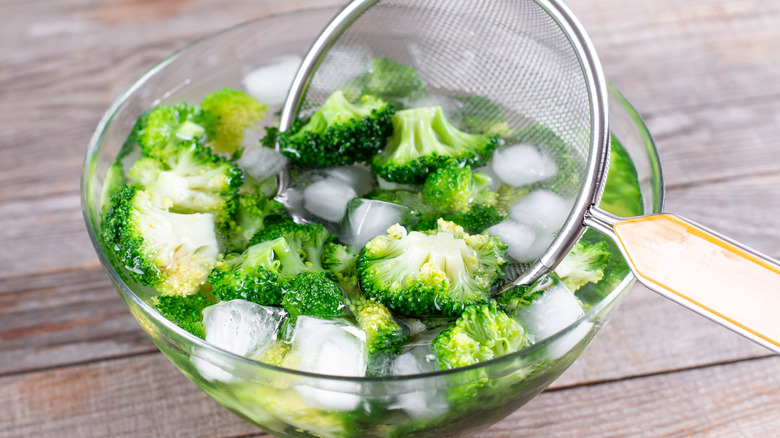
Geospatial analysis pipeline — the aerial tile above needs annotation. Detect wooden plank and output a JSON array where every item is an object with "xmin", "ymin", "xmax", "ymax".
[
  {"xmin": 479, "ymin": 355, "xmax": 780, "ymax": 437},
  {"xmin": 0, "ymin": 353, "xmax": 259, "ymax": 438},
  {"xmin": 0, "ymin": 268, "xmax": 155, "ymax": 376}
]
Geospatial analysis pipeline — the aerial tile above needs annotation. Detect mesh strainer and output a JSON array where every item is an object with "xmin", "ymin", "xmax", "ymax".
[{"xmin": 279, "ymin": 0, "xmax": 780, "ymax": 353}]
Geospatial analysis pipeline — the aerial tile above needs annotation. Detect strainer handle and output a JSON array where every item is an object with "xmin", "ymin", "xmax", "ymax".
[{"xmin": 585, "ymin": 209, "xmax": 780, "ymax": 354}]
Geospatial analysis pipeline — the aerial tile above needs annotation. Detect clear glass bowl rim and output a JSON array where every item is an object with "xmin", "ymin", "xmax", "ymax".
[{"xmin": 80, "ymin": 6, "xmax": 665, "ymax": 383}]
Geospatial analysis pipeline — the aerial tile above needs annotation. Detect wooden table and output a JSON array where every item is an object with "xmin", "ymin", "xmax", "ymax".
[{"xmin": 3, "ymin": 0, "xmax": 780, "ymax": 436}]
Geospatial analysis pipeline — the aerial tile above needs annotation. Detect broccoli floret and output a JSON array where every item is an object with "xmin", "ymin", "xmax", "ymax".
[
  {"xmin": 456, "ymin": 95, "xmax": 515, "ymax": 138},
  {"xmin": 599, "ymin": 136, "xmax": 644, "ymax": 217},
  {"xmin": 496, "ymin": 272, "xmax": 559, "ymax": 314},
  {"xmin": 152, "ymin": 292, "xmax": 213, "ymax": 338},
  {"xmin": 279, "ymin": 90, "xmax": 394, "ymax": 166},
  {"xmin": 226, "ymin": 191, "xmax": 288, "ymax": 252},
  {"xmin": 281, "ymin": 272, "xmax": 347, "ymax": 318},
  {"xmin": 422, "ymin": 164, "xmax": 497, "ymax": 214},
  {"xmin": 554, "ymin": 240, "xmax": 611, "ymax": 292},
  {"xmin": 199, "ymin": 88, "xmax": 267, "ymax": 154},
  {"xmin": 209, "ymin": 237, "xmax": 321, "ymax": 306},
  {"xmin": 128, "ymin": 140, "xmax": 243, "ymax": 226},
  {"xmin": 100, "ymin": 161, "xmax": 127, "ymax": 220},
  {"xmin": 433, "ymin": 302, "xmax": 528, "ymax": 369},
  {"xmin": 250, "ymin": 221, "xmax": 335, "ymax": 270},
  {"xmin": 359, "ymin": 58, "xmax": 425, "ymax": 108},
  {"xmin": 372, "ymin": 106, "xmax": 498, "ymax": 184},
  {"xmin": 136, "ymin": 103, "xmax": 206, "ymax": 161},
  {"xmin": 414, "ymin": 204, "xmax": 506, "ymax": 235},
  {"xmin": 323, "ymin": 242, "xmax": 358, "ymax": 278},
  {"xmin": 357, "ymin": 219, "xmax": 507, "ymax": 317},
  {"xmin": 256, "ymin": 339, "xmax": 291, "ymax": 367},
  {"xmin": 103, "ymin": 186, "xmax": 219, "ymax": 296}
]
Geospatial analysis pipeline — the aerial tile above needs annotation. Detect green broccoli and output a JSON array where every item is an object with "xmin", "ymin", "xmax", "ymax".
[
  {"xmin": 323, "ymin": 243, "xmax": 408, "ymax": 354},
  {"xmin": 359, "ymin": 58, "xmax": 426, "ymax": 108},
  {"xmin": 414, "ymin": 204, "xmax": 506, "ymax": 234},
  {"xmin": 371, "ymin": 106, "xmax": 498, "ymax": 184},
  {"xmin": 128, "ymin": 140, "xmax": 243, "ymax": 226},
  {"xmin": 250, "ymin": 220, "xmax": 335, "ymax": 270},
  {"xmin": 208, "ymin": 237, "xmax": 322, "ymax": 306},
  {"xmin": 599, "ymin": 136, "xmax": 644, "ymax": 217},
  {"xmin": 225, "ymin": 191, "xmax": 288, "ymax": 252},
  {"xmin": 256, "ymin": 339, "xmax": 291, "ymax": 366},
  {"xmin": 496, "ymin": 272, "xmax": 559, "ymax": 314},
  {"xmin": 152, "ymin": 292, "xmax": 214, "ymax": 338},
  {"xmin": 281, "ymin": 272, "xmax": 347, "ymax": 318},
  {"xmin": 554, "ymin": 240, "xmax": 611, "ymax": 292},
  {"xmin": 456, "ymin": 95, "xmax": 514, "ymax": 138},
  {"xmin": 135, "ymin": 103, "xmax": 207, "ymax": 162},
  {"xmin": 103, "ymin": 185, "xmax": 219, "ymax": 296},
  {"xmin": 279, "ymin": 90, "xmax": 394, "ymax": 166},
  {"xmin": 199, "ymin": 88, "xmax": 267, "ymax": 154},
  {"xmin": 433, "ymin": 302, "xmax": 528, "ymax": 369},
  {"xmin": 422, "ymin": 164, "xmax": 497, "ymax": 214},
  {"xmin": 357, "ymin": 219, "xmax": 507, "ymax": 317}
]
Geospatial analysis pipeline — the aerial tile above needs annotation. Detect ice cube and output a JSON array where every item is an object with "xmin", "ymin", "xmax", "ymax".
[
  {"xmin": 202, "ymin": 300, "xmax": 285, "ymax": 358},
  {"xmin": 509, "ymin": 190, "xmax": 573, "ymax": 233},
  {"xmin": 195, "ymin": 300, "xmax": 285, "ymax": 382},
  {"xmin": 237, "ymin": 145, "xmax": 288, "ymax": 183},
  {"xmin": 324, "ymin": 165, "xmax": 374, "ymax": 196},
  {"xmin": 388, "ymin": 347, "xmax": 449, "ymax": 420},
  {"xmin": 303, "ymin": 177, "xmax": 358, "ymax": 223},
  {"xmin": 284, "ymin": 317, "xmax": 367, "ymax": 411},
  {"xmin": 342, "ymin": 199, "xmax": 412, "ymax": 250},
  {"xmin": 485, "ymin": 220, "xmax": 537, "ymax": 262},
  {"xmin": 242, "ymin": 54, "xmax": 303, "ymax": 107},
  {"xmin": 474, "ymin": 165, "xmax": 502, "ymax": 191},
  {"xmin": 492, "ymin": 143, "xmax": 558, "ymax": 187},
  {"xmin": 512, "ymin": 281, "xmax": 588, "ymax": 359}
]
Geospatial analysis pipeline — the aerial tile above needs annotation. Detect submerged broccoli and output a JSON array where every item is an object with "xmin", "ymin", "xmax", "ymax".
[
  {"xmin": 225, "ymin": 191, "xmax": 287, "ymax": 252},
  {"xmin": 422, "ymin": 164, "xmax": 497, "ymax": 214},
  {"xmin": 553, "ymin": 240, "xmax": 611, "ymax": 292},
  {"xmin": 250, "ymin": 221, "xmax": 335, "ymax": 270},
  {"xmin": 136, "ymin": 103, "xmax": 206, "ymax": 161},
  {"xmin": 281, "ymin": 272, "xmax": 347, "ymax": 318},
  {"xmin": 128, "ymin": 140, "xmax": 243, "ymax": 226},
  {"xmin": 456, "ymin": 95, "xmax": 514, "ymax": 138},
  {"xmin": 359, "ymin": 57, "xmax": 426, "ymax": 108},
  {"xmin": 209, "ymin": 237, "xmax": 322, "ymax": 306},
  {"xmin": 103, "ymin": 185, "xmax": 219, "ymax": 296},
  {"xmin": 357, "ymin": 219, "xmax": 507, "ymax": 317},
  {"xmin": 433, "ymin": 302, "xmax": 527, "ymax": 369},
  {"xmin": 152, "ymin": 293, "xmax": 213, "ymax": 338},
  {"xmin": 199, "ymin": 88, "xmax": 267, "ymax": 154},
  {"xmin": 371, "ymin": 106, "xmax": 498, "ymax": 184},
  {"xmin": 279, "ymin": 90, "xmax": 394, "ymax": 166}
]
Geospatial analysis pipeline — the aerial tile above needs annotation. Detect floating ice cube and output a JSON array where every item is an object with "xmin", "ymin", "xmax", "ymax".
[
  {"xmin": 275, "ymin": 188, "xmax": 305, "ymax": 221},
  {"xmin": 492, "ymin": 143, "xmax": 558, "ymax": 187},
  {"xmin": 512, "ymin": 281, "xmax": 590, "ymax": 359},
  {"xmin": 242, "ymin": 54, "xmax": 303, "ymax": 107},
  {"xmin": 485, "ymin": 220, "xmax": 537, "ymax": 262},
  {"xmin": 509, "ymin": 190, "xmax": 573, "ymax": 233},
  {"xmin": 195, "ymin": 300, "xmax": 285, "ymax": 382},
  {"xmin": 202, "ymin": 300, "xmax": 285, "ymax": 358},
  {"xmin": 324, "ymin": 165, "xmax": 374, "ymax": 196},
  {"xmin": 237, "ymin": 145, "xmax": 288, "ymax": 182},
  {"xmin": 342, "ymin": 199, "xmax": 412, "ymax": 250},
  {"xmin": 302, "ymin": 177, "xmax": 358, "ymax": 223},
  {"xmin": 283, "ymin": 317, "xmax": 367, "ymax": 411}
]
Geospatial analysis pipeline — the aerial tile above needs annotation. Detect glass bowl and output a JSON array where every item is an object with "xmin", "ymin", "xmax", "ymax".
[{"xmin": 82, "ymin": 7, "xmax": 664, "ymax": 438}]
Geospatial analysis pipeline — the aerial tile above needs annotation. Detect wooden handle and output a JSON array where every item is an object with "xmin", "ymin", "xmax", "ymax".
[{"xmin": 613, "ymin": 214, "xmax": 780, "ymax": 353}]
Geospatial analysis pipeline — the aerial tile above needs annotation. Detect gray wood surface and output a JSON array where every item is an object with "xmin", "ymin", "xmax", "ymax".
[{"xmin": 2, "ymin": 0, "xmax": 779, "ymax": 436}]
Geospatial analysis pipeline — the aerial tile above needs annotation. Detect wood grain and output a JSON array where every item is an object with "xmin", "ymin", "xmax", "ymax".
[{"xmin": 3, "ymin": 0, "xmax": 780, "ymax": 435}]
